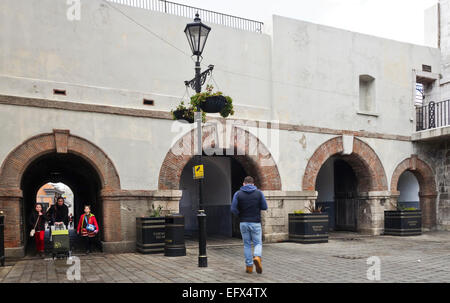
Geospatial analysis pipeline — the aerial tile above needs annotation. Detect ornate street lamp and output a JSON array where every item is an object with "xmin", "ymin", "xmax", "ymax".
[
  {"xmin": 184, "ymin": 13, "xmax": 212, "ymax": 268},
  {"xmin": 184, "ymin": 13, "xmax": 211, "ymax": 59}
]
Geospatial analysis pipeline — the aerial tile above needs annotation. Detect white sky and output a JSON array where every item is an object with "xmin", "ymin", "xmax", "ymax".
[{"xmin": 177, "ymin": 0, "xmax": 438, "ymax": 45}]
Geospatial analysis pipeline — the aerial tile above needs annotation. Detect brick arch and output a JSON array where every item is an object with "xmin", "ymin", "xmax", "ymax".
[
  {"xmin": 0, "ymin": 130, "xmax": 120, "ymax": 191},
  {"xmin": 158, "ymin": 126, "xmax": 282, "ymax": 190},
  {"xmin": 390, "ymin": 156, "xmax": 436, "ymax": 195},
  {"xmin": 302, "ymin": 136, "xmax": 388, "ymax": 192},
  {"xmin": 0, "ymin": 130, "xmax": 122, "ymax": 252},
  {"xmin": 390, "ymin": 156, "xmax": 437, "ymax": 229}
]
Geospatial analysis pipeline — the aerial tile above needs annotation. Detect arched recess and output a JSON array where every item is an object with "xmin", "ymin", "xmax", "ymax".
[
  {"xmin": 158, "ymin": 125, "xmax": 282, "ymax": 191},
  {"xmin": 0, "ymin": 130, "xmax": 120, "ymax": 190},
  {"xmin": 391, "ymin": 156, "xmax": 437, "ymax": 229},
  {"xmin": 302, "ymin": 136, "xmax": 388, "ymax": 192},
  {"xmin": 0, "ymin": 130, "xmax": 121, "ymax": 254}
]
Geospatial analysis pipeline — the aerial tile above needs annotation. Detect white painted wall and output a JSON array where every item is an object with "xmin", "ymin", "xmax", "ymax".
[
  {"xmin": 0, "ymin": 0, "xmax": 441, "ymax": 129},
  {"xmin": 0, "ymin": 0, "xmax": 437, "ymax": 194},
  {"xmin": 271, "ymin": 15, "xmax": 440, "ymax": 136},
  {"xmin": 424, "ymin": 4, "xmax": 439, "ymax": 48},
  {"xmin": 0, "ymin": 0, "xmax": 272, "ymax": 120}
]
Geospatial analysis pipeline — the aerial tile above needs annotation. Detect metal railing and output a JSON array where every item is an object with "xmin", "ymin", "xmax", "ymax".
[
  {"xmin": 106, "ymin": 0, "xmax": 264, "ymax": 33},
  {"xmin": 416, "ymin": 99, "xmax": 450, "ymax": 131}
]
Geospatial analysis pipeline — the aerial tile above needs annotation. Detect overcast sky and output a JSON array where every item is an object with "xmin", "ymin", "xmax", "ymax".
[{"xmin": 177, "ymin": 0, "xmax": 438, "ymax": 45}]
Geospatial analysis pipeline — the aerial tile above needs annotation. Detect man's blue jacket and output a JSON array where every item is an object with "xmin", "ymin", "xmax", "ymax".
[{"xmin": 231, "ymin": 184, "xmax": 268, "ymax": 223}]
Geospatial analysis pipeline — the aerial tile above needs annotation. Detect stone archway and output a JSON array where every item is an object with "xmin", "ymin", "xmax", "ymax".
[
  {"xmin": 0, "ymin": 130, "xmax": 121, "ymax": 257},
  {"xmin": 158, "ymin": 125, "xmax": 282, "ymax": 191},
  {"xmin": 302, "ymin": 136, "xmax": 388, "ymax": 235},
  {"xmin": 391, "ymin": 155, "xmax": 437, "ymax": 229},
  {"xmin": 302, "ymin": 136, "xmax": 388, "ymax": 192},
  {"xmin": 158, "ymin": 125, "xmax": 282, "ymax": 241}
]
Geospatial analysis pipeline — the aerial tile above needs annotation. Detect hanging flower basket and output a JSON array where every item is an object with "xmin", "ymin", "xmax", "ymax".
[
  {"xmin": 190, "ymin": 85, "xmax": 234, "ymax": 117},
  {"xmin": 171, "ymin": 101, "xmax": 205, "ymax": 124},
  {"xmin": 173, "ymin": 109, "xmax": 187, "ymax": 120},
  {"xmin": 200, "ymin": 95, "xmax": 227, "ymax": 113}
]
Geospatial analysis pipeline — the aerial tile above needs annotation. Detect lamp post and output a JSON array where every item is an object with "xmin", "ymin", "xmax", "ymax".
[{"xmin": 184, "ymin": 13, "xmax": 211, "ymax": 268}]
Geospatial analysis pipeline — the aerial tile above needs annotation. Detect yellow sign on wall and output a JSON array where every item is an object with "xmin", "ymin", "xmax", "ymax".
[{"xmin": 193, "ymin": 164, "xmax": 204, "ymax": 179}]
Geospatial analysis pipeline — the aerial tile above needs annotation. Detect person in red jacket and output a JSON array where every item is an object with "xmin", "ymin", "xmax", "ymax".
[{"xmin": 77, "ymin": 205, "xmax": 99, "ymax": 254}]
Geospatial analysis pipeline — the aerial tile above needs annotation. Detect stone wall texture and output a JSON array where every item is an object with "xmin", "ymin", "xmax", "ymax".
[{"xmin": 415, "ymin": 140, "xmax": 450, "ymax": 230}]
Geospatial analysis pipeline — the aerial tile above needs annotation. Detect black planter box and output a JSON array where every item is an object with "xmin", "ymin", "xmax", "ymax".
[
  {"xmin": 384, "ymin": 210, "xmax": 422, "ymax": 236},
  {"xmin": 200, "ymin": 95, "xmax": 227, "ymax": 113},
  {"xmin": 288, "ymin": 213, "xmax": 329, "ymax": 244},
  {"xmin": 136, "ymin": 217, "xmax": 165, "ymax": 254}
]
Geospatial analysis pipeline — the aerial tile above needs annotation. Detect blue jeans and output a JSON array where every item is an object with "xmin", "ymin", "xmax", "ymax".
[{"xmin": 239, "ymin": 222, "xmax": 262, "ymax": 266}]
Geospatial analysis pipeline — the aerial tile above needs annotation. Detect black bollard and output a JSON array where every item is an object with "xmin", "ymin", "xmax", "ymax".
[
  {"xmin": 0, "ymin": 211, "xmax": 5, "ymax": 266},
  {"xmin": 197, "ymin": 210, "xmax": 207, "ymax": 267}
]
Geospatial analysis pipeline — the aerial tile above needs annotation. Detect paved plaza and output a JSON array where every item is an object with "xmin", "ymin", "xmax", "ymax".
[{"xmin": 1, "ymin": 231, "xmax": 449, "ymax": 283}]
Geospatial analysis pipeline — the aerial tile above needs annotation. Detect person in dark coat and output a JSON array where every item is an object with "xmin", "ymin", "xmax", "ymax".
[
  {"xmin": 46, "ymin": 196, "xmax": 69, "ymax": 227},
  {"xmin": 29, "ymin": 203, "xmax": 47, "ymax": 257},
  {"xmin": 231, "ymin": 176, "xmax": 268, "ymax": 274}
]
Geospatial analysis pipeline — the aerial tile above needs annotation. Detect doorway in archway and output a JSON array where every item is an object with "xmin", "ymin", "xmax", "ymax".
[
  {"xmin": 315, "ymin": 157, "xmax": 359, "ymax": 231},
  {"xmin": 179, "ymin": 156, "xmax": 247, "ymax": 239},
  {"xmin": 21, "ymin": 153, "xmax": 103, "ymax": 255},
  {"xmin": 396, "ymin": 171, "xmax": 420, "ymax": 210}
]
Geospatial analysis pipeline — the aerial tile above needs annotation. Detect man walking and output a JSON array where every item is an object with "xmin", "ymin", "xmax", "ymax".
[{"xmin": 231, "ymin": 176, "xmax": 268, "ymax": 274}]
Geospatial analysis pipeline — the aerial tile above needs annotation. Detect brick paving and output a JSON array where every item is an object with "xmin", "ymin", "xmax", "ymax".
[{"xmin": 1, "ymin": 231, "xmax": 449, "ymax": 283}]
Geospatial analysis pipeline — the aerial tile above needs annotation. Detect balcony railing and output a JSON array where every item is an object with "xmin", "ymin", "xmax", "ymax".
[
  {"xmin": 106, "ymin": 0, "xmax": 264, "ymax": 33},
  {"xmin": 416, "ymin": 99, "xmax": 450, "ymax": 131}
]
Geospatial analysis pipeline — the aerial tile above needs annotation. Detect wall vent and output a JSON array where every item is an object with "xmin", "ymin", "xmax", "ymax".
[
  {"xmin": 53, "ymin": 89, "xmax": 66, "ymax": 96},
  {"xmin": 422, "ymin": 65, "xmax": 432, "ymax": 72},
  {"xmin": 143, "ymin": 99, "xmax": 154, "ymax": 106}
]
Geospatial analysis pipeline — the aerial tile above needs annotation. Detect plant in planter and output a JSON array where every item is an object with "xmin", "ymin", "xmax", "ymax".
[
  {"xmin": 136, "ymin": 204, "xmax": 166, "ymax": 254},
  {"xmin": 289, "ymin": 201, "xmax": 329, "ymax": 244},
  {"xmin": 171, "ymin": 101, "xmax": 206, "ymax": 123},
  {"xmin": 149, "ymin": 204, "xmax": 163, "ymax": 217},
  {"xmin": 384, "ymin": 205, "xmax": 422, "ymax": 236},
  {"xmin": 190, "ymin": 85, "xmax": 234, "ymax": 117},
  {"xmin": 171, "ymin": 101, "xmax": 188, "ymax": 120}
]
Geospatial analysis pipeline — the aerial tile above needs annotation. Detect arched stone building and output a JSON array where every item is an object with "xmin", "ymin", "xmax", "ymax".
[{"xmin": 0, "ymin": 0, "xmax": 448, "ymax": 257}]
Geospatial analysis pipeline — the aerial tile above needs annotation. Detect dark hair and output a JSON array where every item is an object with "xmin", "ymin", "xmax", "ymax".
[
  {"xmin": 244, "ymin": 176, "xmax": 254, "ymax": 184},
  {"xmin": 34, "ymin": 203, "xmax": 43, "ymax": 210},
  {"xmin": 56, "ymin": 196, "xmax": 65, "ymax": 203},
  {"xmin": 84, "ymin": 205, "xmax": 91, "ymax": 210}
]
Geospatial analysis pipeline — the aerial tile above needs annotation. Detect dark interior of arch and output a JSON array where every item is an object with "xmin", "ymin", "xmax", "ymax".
[
  {"xmin": 21, "ymin": 152, "xmax": 103, "ymax": 254},
  {"xmin": 179, "ymin": 154, "xmax": 247, "ymax": 239}
]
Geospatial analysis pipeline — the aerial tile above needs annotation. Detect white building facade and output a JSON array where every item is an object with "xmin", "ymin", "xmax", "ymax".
[{"xmin": 0, "ymin": 0, "xmax": 448, "ymax": 257}]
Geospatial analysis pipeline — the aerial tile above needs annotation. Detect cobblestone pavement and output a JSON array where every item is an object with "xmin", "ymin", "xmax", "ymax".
[{"xmin": 1, "ymin": 231, "xmax": 449, "ymax": 283}]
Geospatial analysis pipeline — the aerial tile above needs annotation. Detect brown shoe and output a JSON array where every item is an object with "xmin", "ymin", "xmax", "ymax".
[
  {"xmin": 246, "ymin": 265, "xmax": 253, "ymax": 274},
  {"xmin": 253, "ymin": 256, "xmax": 262, "ymax": 274}
]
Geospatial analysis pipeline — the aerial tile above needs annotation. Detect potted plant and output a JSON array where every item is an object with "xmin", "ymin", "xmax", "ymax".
[
  {"xmin": 171, "ymin": 102, "xmax": 206, "ymax": 123},
  {"xmin": 190, "ymin": 85, "xmax": 234, "ymax": 117},
  {"xmin": 172, "ymin": 101, "xmax": 188, "ymax": 120},
  {"xmin": 136, "ymin": 204, "xmax": 166, "ymax": 254},
  {"xmin": 384, "ymin": 205, "xmax": 422, "ymax": 236},
  {"xmin": 288, "ymin": 201, "xmax": 329, "ymax": 244}
]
